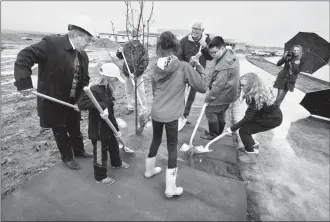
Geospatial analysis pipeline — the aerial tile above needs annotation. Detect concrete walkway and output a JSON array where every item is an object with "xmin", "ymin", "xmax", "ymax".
[{"xmin": 1, "ymin": 90, "xmax": 247, "ymax": 221}]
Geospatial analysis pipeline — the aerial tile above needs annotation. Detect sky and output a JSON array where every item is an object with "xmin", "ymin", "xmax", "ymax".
[{"xmin": 1, "ymin": 1, "xmax": 329, "ymax": 47}]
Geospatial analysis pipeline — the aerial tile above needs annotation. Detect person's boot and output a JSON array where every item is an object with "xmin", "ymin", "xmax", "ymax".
[
  {"xmin": 200, "ymin": 122, "xmax": 219, "ymax": 140},
  {"xmin": 239, "ymin": 151, "xmax": 258, "ymax": 164},
  {"xmin": 144, "ymin": 156, "xmax": 162, "ymax": 178},
  {"xmin": 238, "ymin": 141, "xmax": 260, "ymax": 154},
  {"xmin": 63, "ymin": 159, "xmax": 80, "ymax": 170},
  {"xmin": 165, "ymin": 167, "xmax": 183, "ymax": 198}
]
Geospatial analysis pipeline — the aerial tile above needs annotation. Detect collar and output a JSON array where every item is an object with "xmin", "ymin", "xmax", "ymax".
[
  {"xmin": 68, "ymin": 37, "xmax": 75, "ymax": 50},
  {"xmin": 63, "ymin": 34, "xmax": 75, "ymax": 51},
  {"xmin": 187, "ymin": 33, "xmax": 207, "ymax": 44}
]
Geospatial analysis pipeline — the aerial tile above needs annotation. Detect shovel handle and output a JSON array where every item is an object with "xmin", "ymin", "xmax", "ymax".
[
  {"xmin": 83, "ymin": 87, "xmax": 125, "ymax": 147},
  {"xmin": 204, "ymin": 132, "xmax": 229, "ymax": 150},
  {"xmin": 32, "ymin": 91, "xmax": 79, "ymax": 110},
  {"xmin": 189, "ymin": 103, "xmax": 207, "ymax": 145}
]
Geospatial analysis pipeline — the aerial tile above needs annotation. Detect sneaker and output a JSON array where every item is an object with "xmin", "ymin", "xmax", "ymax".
[
  {"xmin": 96, "ymin": 177, "xmax": 115, "ymax": 185},
  {"xmin": 111, "ymin": 161, "xmax": 129, "ymax": 169}
]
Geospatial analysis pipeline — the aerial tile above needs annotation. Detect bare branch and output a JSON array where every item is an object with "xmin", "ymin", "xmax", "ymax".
[{"xmin": 110, "ymin": 20, "xmax": 116, "ymax": 34}]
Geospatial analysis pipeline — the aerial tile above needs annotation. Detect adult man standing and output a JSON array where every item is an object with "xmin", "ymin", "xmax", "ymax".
[
  {"xmin": 177, "ymin": 21, "xmax": 213, "ymax": 131},
  {"xmin": 116, "ymin": 31, "xmax": 149, "ymax": 116},
  {"xmin": 14, "ymin": 15, "xmax": 94, "ymax": 170},
  {"xmin": 201, "ymin": 36, "xmax": 240, "ymax": 140}
]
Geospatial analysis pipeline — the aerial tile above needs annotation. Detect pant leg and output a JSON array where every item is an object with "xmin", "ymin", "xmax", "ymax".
[
  {"xmin": 183, "ymin": 87, "xmax": 197, "ymax": 118},
  {"xmin": 239, "ymin": 122, "xmax": 276, "ymax": 152},
  {"xmin": 165, "ymin": 120, "xmax": 178, "ymax": 169},
  {"xmin": 274, "ymin": 89, "xmax": 288, "ymax": 107},
  {"xmin": 92, "ymin": 139, "xmax": 108, "ymax": 181},
  {"xmin": 125, "ymin": 76, "xmax": 135, "ymax": 110},
  {"xmin": 148, "ymin": 119, "xmax": 164, "ymax": 158},
  {"xmin": 107, "ymin": 136, "xmax": 122, "ymax": 167},
  {"xmin": 216, "ymin": 104, "xmax": 230, "ymax": 134},
  {"xmin": 66, "ymin": 108, "xmax": 85, "ymax": 155},
  {"xmin": 136, "ymin": 75, "xmax": 148, "ymax": 113},
  {"xmin": 52, "ymin": 127, "xmax": 73, "ymax": 162},
  {"xmin": 205, "ymin": 106, "xmax": 218, "ymax": 123}
]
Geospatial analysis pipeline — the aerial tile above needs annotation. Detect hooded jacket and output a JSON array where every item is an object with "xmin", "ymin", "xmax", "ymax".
[
  {"xmin": 230, "ymin": 98, "xmax": 283, "ymax": 131},
  {"xmin": 150, "ymin": 56, "xmax": 208, "ymax": 122},
  {"xmin": 205, "ymin": 49, "xmax": 240, "ymax": 106}
]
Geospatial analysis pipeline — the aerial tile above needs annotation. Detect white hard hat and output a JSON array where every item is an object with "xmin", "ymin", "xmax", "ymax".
[
  {"xmin": 99, "ymin": 63, "xmax": 125, "ymax": 83},
  {"xmin": 68, "ymin": 15, "xmax": 94, "ymax": 37}
]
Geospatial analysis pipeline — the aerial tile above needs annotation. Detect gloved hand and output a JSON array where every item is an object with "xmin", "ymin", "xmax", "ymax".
[
  {"xmin": 118, "ymin": 47, "xmax": 123, "ymax": 53},
  {"xmin": 226, "ymin": 127, "xmax": 233, "ymax": 134},
  {"xmin": 115, "ymin": 131, "xmax": 122, "ymax": 138},
  {"xmin": 100, "ymin": 108, "xmax": 109, "ymax": 119}
]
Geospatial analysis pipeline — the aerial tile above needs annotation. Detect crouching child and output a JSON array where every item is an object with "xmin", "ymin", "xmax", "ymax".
[{"xmin": 77, "ymin": 63, "xmax": 129, "ymax": 184}]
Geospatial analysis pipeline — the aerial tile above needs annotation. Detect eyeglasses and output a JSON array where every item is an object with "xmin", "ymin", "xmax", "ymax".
[{"xmin": 209, "ymin": 48, "xmax": 221, "ymax": 55}]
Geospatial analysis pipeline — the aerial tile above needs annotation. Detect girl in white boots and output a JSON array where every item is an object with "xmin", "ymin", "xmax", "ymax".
[{"xmin": 144, "ymin": 31, "xmax": 208, "ymax": 198}]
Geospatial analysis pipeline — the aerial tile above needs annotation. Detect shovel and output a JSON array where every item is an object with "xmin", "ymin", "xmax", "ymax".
[
  {"xmin": 188, "ymin": 132, "xmax": 230, "ymax": 155},
  {"xmin": 180, "ymin": 103, "xmax": 207, "ymax": 152},
  {"xmin": 83, "ymin": 86, "xmax": 134, "ymax": 153},
  {"xmin": 31, "ymin": 91, "xmax": 80, "ymax": 111}
]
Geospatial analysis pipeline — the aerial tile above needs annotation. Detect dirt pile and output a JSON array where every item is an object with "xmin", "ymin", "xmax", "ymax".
[{"xmin": 93, "ymin": 38, "xmax": 119, "ymax": 49}]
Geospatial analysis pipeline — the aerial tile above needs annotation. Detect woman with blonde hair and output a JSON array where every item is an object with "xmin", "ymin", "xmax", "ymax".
[
  {"xmin": 226, "ymin": 73, "xmax": 283, "ymax": 163},
  {"xmin": 273, "ymin": 45, "xmax": 304, "ymax": 106}
]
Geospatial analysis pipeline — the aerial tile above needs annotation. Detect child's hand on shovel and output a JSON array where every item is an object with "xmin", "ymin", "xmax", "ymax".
[{"xmin": 100, "ymin": 108, "xmax": 109, "ymax": 119}]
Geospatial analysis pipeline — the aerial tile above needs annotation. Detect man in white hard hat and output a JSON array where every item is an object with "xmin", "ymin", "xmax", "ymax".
[
  {"xmin": 14, "ymin": 15, "xmax": 95, "ymax": 170},
  {"xmin": 177, "ymin": 21, "xmax": 213, "ymax": 131}
]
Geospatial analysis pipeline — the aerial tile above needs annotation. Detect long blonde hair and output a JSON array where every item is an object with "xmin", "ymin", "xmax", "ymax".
[
  {"xmin": 240, "ymin": 73, "xmax": 276, "ymax": 110},
  {"xmin": 292, "ymin": 45, "xmax": 303, "ymax": 60}
]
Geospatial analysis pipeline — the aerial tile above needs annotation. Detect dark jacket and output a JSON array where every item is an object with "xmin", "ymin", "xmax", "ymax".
[
  {"xmin": 177, "ymin": 33, "xmax": 213, "ymax": 68},
  {"xmin": 151, "ymin": 56, "xmax": 208, "ymax": 122},
  {"xmin": 205, "ymin": 49, "xmax": 240, "ymax": 106},
  {"xmin": 77, "ymin": 85, "xmax": 119, "ymax": 140},
  {"xmin": 14, "ymin": 34, "xmax": 90, "ymax": 128},
  {"xmin": 116, "ymin": 40, "xmax": 149, "ymax": 78},
  {"xmin": 273, "ymin": 56, "xmax": 304, "ymax": 91},
  {"xmin": 230, "ymin": 98, "xmax": 283, "ymax": 131}
]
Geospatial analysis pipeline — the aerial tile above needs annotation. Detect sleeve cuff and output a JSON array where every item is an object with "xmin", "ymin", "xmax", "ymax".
[{"xmin": 14, "ymin": 78, "xmax": 33, "ymax": 91}]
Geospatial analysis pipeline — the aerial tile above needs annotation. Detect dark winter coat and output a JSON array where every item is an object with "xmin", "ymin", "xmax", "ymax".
[
  {"xmin": 230, "ymin": 98, "xmax": 283, "ymax": 131},
  {"xmin": 116, "ymin": 40, "xmax": 149, "ymax": 78},
  {"xmin": 14, "ymin": 34, "xmax": 90, "ymax": 128},
  {"xmin": 177, "ymin": 33, "xmax": 213, "ymax": 68},
  {"xmin": 273, "ymin": 56, "xmax": 304, "ymax": 91},
  {"xmin": 205, "ymin": 49, "xmax": 240, "ymax": 106},
  {"xmin": 77, "ymin": 85, "xmax": 119, "ymax": 140}
]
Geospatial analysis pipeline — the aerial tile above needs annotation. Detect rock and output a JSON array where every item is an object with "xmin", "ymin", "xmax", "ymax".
[{"xmin": 1, "ymin": 159, "xmax": 8, "ymax": 165}]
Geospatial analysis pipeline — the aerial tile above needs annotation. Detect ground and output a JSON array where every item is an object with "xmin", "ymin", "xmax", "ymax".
[
  {"xmin": 1, "ymin": 31, "xmax": 329, "ymax": 221},
  {"xmin": 1, "ymin": 32, "xmax": 157, "ymax": 199}
]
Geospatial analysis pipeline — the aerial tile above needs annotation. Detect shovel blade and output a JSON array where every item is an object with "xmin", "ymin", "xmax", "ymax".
[
  {"xmin": 180, "ymin": 143, "xmax": 192, "ymax": 152},
  {"xmin": 193, "ymin": 145, "xmax": 213, "ymax": 154}
]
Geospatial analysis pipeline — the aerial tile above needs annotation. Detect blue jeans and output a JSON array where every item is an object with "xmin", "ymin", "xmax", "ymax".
[{"xmin": 148, "ymin": 119, "xmax": 178, "ymax": 169}]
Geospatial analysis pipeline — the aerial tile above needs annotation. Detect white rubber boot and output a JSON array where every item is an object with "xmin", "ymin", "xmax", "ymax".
[
  {"xmin": 144, "ymin": 156, "xmax": 162, "ymax": 178},
  {"xmin": 165, "ymin": 167, "xmax": 183, "ymax": 198}
]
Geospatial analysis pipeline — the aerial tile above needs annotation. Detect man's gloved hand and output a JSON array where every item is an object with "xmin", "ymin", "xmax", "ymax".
[
  {"xmin": 100, "ymin": 108, "xmax": 109, "ymax": 119},
  {"xmin": 19, "ymin": 88, "xmax": 34, "ymax": 97},
  {"xmin": 226, "ymin": 127, "xmax": 233, "ymax": 134},
  {"xmin": 199, "ymin": 37, "xmax": 207, "ymax": 49},
  {"xmin": 115, "ymin": 131, "xmax": 122, "ymax": 138}
]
